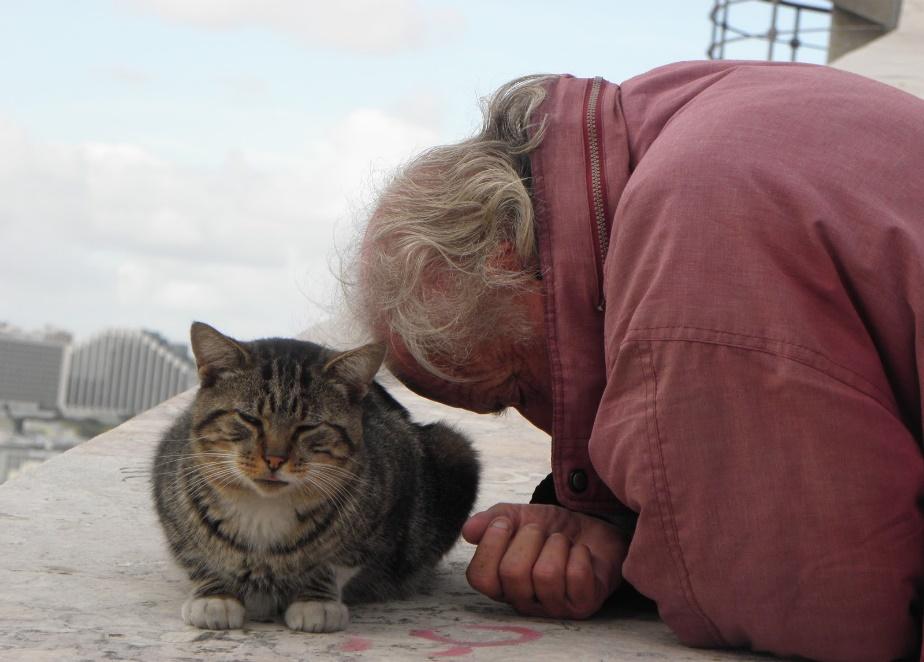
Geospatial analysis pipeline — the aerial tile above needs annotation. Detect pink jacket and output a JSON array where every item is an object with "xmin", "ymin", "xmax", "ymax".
[{"xmin": 530, "ymin": 62, "xmax": 924, "ymax": 661}]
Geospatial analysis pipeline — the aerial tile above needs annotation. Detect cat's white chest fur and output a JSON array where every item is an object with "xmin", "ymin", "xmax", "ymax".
[{"xmin": 224, "ymin": 493, "xmax": 296, "ymax": 546}]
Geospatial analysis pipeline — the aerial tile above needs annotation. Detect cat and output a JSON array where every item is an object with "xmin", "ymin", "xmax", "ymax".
[{"xmin": 151, "ymin": 322, "xmax": 479, "ymax": 632}]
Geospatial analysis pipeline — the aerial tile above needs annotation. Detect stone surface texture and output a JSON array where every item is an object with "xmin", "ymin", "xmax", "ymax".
[{"xmin": 0, "ymin": 376, "xmax": 766, "ymax": 661}]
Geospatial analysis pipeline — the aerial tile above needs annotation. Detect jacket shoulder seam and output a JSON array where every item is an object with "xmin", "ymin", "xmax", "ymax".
[{"xmin": 638, "ymin": 341, "xmax": 727, "ymax": 645}]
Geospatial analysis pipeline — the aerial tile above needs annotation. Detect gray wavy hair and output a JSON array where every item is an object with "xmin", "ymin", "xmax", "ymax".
[{"xmin": 347, "ymin": 75, "xmax": 554, "ymax": 378}]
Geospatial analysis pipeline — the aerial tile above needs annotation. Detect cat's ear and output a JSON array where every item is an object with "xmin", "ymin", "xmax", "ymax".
[
  {"xmin": 322, "ymin": 343, "xmax": 385, "ymax": 402},
  {"xmin": 190, "ymin": 322, "xmax": 251, "ymax": 387}
]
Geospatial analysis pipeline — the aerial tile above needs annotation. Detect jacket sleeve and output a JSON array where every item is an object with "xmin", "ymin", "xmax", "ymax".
[{"xmin": 588, "ymin": 335, "xmax": 924, "ymax": 662}]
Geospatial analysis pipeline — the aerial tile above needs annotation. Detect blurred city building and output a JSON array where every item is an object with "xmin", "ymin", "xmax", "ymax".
[
  {"xmin": 0, "ymin": 325, "xmax": 196, "ymax": 483},
  {"xmin": 63, "ymin": 329, "xmax": 196, "ymax": 422},
  {"xmin": 0, "ymin": 326, "xmax": 70, "ymax": 419}
]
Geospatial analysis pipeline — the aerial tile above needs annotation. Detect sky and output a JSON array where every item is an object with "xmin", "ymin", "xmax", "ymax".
[{"xmin": 0, "ymin": 0, "xmax": 831, "ymax": 345}]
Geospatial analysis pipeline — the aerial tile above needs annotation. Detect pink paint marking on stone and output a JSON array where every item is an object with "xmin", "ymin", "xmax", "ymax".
[
  {"xmin": 433, "ymin": 645, "xmax": 474, "ymax": 658},
  {"xmin": 339, "ymin": 636, "xmax": 373, "ymax": 652},
  {"xmin": 410, "ymin": 624, "xmax": 543, "ymax": 656}
]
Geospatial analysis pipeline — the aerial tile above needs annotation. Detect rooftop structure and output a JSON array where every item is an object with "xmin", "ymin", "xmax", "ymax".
[
  {"xmin": 62, "ymin": 329, "xmax": 196, "ymax": 422},
  {"xmin": 708, "ymin": 0, "xmax": 834, "ymax": 62},
  {"xmin": 0, "ymin": 326, "xmax": 195, "ymax": 423},
  {"xmin": 830, "ymin": 0, "xmax": 924, "ymax": 97},
  {"xmin": 707, "ymin": 1, "xmax": 907, "ymax": 64},
  {"xmin": 0, "ymin": 330, "xmax": 69, "ymax": 416}
]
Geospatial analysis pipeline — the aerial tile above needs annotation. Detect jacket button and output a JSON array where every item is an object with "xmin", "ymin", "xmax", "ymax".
[{"xmin": 568, "ymin": 469, "xmax": 588, "ymax": 493}]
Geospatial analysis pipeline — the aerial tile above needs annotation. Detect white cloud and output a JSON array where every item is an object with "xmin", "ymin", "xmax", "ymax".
[
  {"xmin": 0, "ymin": 107, "xmax": 440, "ymax": 344},
  {"xmin": 122, "ymin": 0, "xmax": 465, "ymax": 54}
]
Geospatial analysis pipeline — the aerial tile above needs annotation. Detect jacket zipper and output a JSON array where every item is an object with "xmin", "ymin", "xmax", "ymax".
[{"xmin": 584, "ymin": 76, "xmax": 610, "ymax": 312}]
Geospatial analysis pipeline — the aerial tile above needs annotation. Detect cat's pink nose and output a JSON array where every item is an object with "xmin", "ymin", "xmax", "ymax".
[{"xmin": 265, "ymin": 455, "xmax": 288, "ymax": 471}]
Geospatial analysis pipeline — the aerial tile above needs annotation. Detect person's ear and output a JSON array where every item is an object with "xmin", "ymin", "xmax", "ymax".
[{"xmin": 493, "ymin": 240, "xmax": 543, "ymax": 280}]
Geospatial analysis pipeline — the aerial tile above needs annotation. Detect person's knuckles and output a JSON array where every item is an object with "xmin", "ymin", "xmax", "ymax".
[
  {"xmin": 565, "ymin": 559, "xmax": 592, "ymax": 591},
  {"xmin": 532, "ymin": 550, "xmax": 568, "ymax": 594},
  {"xmin": 466, "ymin": 559, "xmax": 503, "ymax": 600},
  {"xmin": 564, "ymin": 589, "xmax": 599, "ymax": 618},
  {"xmin": 531, "ymin": 559, "xmax": 562, "ymax": 588},
  {"xmin": 466, "ymin": 572, "xmax": 501, "ymax": 599},
  {"xmin": 497, "ymin": 524, "xmax": 545, "ymax": 596},
  {"xmin": 565, "ymin": 545, "xmax": 600, "ymax": 609},
  {"xmin": 497, "ymin": 524, "xmax": 543, "ymax": 571},
  {"xmin": 465, "ymin": 518, "xmax": 513, "ymax": 598}
]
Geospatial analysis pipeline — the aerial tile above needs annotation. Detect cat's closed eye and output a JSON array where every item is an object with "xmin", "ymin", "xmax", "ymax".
[
  {"xmin": 293, "ymin": 423, "xmax": 321, "ymax": 440},
  {"xmin": 294, "ymin": 425, "xmax": 342, "ymax": 457},
  {"xmin": 236, "ymin": 411, "xmax": 263, "ymax": 428},
  {"xmin": 226, "ymin": 423, "xmax": 252, "ymax": 442}
]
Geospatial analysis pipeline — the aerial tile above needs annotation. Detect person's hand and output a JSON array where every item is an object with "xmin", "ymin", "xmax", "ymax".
[{"xmin": 461, "ymin": 502, "xmax": 628, "ymax": 619}]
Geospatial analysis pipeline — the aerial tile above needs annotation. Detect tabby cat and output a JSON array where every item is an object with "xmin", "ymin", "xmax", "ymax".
[{"xmin": 152, "ymin": 322, "xmax": 479, "ymax": 632}]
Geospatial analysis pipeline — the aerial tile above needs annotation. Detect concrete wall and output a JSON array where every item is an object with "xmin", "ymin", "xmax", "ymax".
[
  {"xmin": 834, "ymin": 0, "xmax": 902, "ymax": 28},
  {"xmin": 831, "ymin": 0, "xmax": 924, "ymax": 98},
  {"xmin": 828, "ymin": 2, "xmax": 898, "ymax": 62}
]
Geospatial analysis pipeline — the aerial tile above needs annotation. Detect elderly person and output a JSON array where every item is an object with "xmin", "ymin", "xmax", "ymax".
[{"xmin": 351, "ymin": 61, "xmax": 924, "ymax": 661}]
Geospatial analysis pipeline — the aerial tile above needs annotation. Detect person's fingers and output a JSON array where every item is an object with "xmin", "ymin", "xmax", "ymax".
[
  {"xmin": 462, "ymin": 504, "xmax": 518, "ymax": 544},
  {"xmin": 466, "ymin": 517, "xmax": 514, "ymax": 601},
  {"xmin": 497, "ymin": 523, "xmax": 546, "ymax": 609},
  {"xmin": 531, "ymin": 532, "xmax": 570, "ymax": 618},
  {"xmin": 565, "ymin": 543, "xmax": 601, "ymax": 619}
]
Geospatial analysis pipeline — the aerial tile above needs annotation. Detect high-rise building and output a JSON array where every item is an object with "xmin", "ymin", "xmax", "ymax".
[
  {"xmin": 62, "ymin": 329, "xmax": 196, "ymax": 421},
  {"xmin": 0, "ymin": 329, "xmax": 69, "ymax": 416},
  {"xmin": 0, "ymin": 325, "xmax": 196, "ymax": 423}
]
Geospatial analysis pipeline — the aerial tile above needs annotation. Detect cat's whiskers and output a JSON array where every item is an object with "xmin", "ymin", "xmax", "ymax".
[
  {"xmin": 296, "ymin": 470, "xmax": 345, "ymax": 512},
  {"xmin": 302, "ymin": 468, "xmax": 362, "ymax": 540},
  {"xmin": 150, "ymin": 450, "xmax": 235, "ymax": 470},
  {"xmin": 156, "ymin": 450, "xmax": 234, "ymax": 457},
  {"xmin": 181, "ymin": 463, "xmax": 244, "ymax": 494},
  {"xmin": 173, "ymin": 459, "xmax": 239, "ymax": 483},
  {"xmin": 185, "ymin": 463, "xmax": 239, "ymax": 484},
  {"xmin": 299, "ymin": 474, "xmax": 360, "ymax": 542}
]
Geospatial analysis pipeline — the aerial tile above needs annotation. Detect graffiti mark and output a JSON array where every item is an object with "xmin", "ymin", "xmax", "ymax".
[
  {"xmin": 410, "ymin": 624, "xmax": 542, "ymax": 657},
  {"xmin": 339, "ymin": 636, "xmax": 373, "ymax": 653}
]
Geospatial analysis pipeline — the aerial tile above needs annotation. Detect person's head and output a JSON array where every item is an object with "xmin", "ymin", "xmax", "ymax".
[{"xmin": 346, "ymin": 75, "xmax": 554, "ymax": 415}]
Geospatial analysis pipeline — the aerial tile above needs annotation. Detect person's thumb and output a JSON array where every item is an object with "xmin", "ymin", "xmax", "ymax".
[{"xmin": 461, "ymin": 503, "xmax": 518, "ymax": 544}]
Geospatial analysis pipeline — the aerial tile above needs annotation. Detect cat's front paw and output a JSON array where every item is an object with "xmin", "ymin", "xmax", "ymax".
[
  {"xmin": 182, "ymin": 595, "xmax": 245, "ymax": 630},
  {"xmin": 284, "ymin": 600, "xmax": 349, "ymax": 632}
]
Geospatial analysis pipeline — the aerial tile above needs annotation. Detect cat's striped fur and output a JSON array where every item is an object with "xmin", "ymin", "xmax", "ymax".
[{"xmin": 152, "ymin": 322, "xmax": 479, "ymax": 632}]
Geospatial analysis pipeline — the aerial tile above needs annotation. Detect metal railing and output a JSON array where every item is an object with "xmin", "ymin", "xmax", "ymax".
[{"xmin": 708, "ymin": 0, "xmax": 833, "ymax": 62}]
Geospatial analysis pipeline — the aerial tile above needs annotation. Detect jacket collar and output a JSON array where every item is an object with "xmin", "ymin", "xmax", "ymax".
[{"xmin": 529, "ymin": 74, "xmax": 630, "ymax": 511}]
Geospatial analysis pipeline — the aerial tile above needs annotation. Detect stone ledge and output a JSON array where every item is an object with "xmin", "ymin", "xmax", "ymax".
[{"xmin": 0, "ymin": 379, "xmax": 762, "ymax": 661}]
